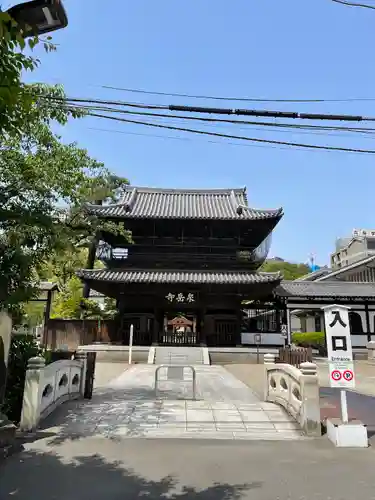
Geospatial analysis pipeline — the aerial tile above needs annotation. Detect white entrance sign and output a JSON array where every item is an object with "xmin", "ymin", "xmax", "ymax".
[
  {"xmin": 323, "ymin": 304, "xmax": 355, "ymax": 390},
  {"xmin": 323, "ymin": 304, "xmax": 356, "ymax": 426}
]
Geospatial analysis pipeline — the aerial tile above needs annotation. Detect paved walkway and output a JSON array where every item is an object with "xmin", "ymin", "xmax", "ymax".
[
  {"xmin": 40, "ymin": 365, "xmax": 304, "ymax": 441},
  {"xmin": 226, "ymin": 362, "xmax": 375, "ymax": 440}
]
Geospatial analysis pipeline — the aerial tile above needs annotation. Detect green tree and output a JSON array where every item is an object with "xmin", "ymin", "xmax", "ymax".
[
  {"xmin": 51, "ymin": 276, "xmax": 114, "ymax": 320},
  {"xmin": 0, "ymin": 12, "xmax": 58, "ymax": 138},
  {"xmin": 260, "ymin": 260, "xmax": 310, "ymax": 280},
  {"xmin": 0, "ymin": 47, "xmax": 129, "ymax": 314},
  {"xmin": 0, "ymin": 116, "xmax": 128, "ymax": 313},
  {"xmin": 1, "ymin": 15, "xmax": 130, "ymax": 316}
]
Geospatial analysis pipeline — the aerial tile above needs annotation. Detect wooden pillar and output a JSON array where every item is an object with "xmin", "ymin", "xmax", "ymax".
[
  {"xmin": 153, "ymin": 307, "xmax": 160, "ymax": 345},
  {"xmin": 235, "ymin": 306, "xmax": 242, "ymax": 347},
  {"xmin": 197, "ymin": 307, "xmax": 207, "ymax": 346},
  {"xmin": 42, "ymin": 290, "xmax": 53, "ymax": 347},
  {"xmin": 82, "ymin": 201, "xmax": 102, "ymax": 299}
]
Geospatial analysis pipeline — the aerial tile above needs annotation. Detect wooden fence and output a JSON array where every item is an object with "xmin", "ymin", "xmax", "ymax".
[
  {"xmin": 45, "ymin": 319, "xmax": 117, "ymax": 350},
  {"xmin": 277, "ymin": 346, "xmax": 312, "ymax": 367}
]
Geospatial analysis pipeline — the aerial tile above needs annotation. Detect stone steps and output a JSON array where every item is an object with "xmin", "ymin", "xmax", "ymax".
[{"xmin": 154, "ymin": 347, "xmax": 207, "ymax": 365}]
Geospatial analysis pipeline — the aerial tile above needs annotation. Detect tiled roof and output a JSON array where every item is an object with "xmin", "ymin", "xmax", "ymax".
[
  {"xmin": 38, "ymin": 281, "xmax": 59, "ymax": 292},
  {"xmin": 85, "ymin": 186, "xmax": 283, "ymax": 221},
  {"xmin": 316, "ymin": 255, "xmax": 375, "ymax": 282},
  {"xmin": 77, "ymin": 269, "xmax": 282, "ymax": 285},
  {"xmin": 295, "ymin": 267, "xmax": 332, "ymax": 282},
  {"xmin": 276, "ymin": 281, "xmax": 375, "ymax": 298}
]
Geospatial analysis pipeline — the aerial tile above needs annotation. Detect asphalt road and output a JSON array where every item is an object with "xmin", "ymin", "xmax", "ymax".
[{"xmin": 1, "ymin": 437, "xmax": 375, "ymax": 500}]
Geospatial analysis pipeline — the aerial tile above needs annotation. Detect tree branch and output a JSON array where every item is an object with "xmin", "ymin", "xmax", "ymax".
[{"xmin": 331, "ymin": 0, "xmax": 375, "ymax": 9}]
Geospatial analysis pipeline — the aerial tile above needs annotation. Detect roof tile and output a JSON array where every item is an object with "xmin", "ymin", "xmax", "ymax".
[
  {"xmin": 86, "ymin": 186, "xmax": 283, "ymax": 221},
  {"xmin": 77, "ymin": 269, "xmax": 282, "ymax": 285},
  {"xmin": 276, "ymin": 281, "xmax": 375, "ymax": 298}
]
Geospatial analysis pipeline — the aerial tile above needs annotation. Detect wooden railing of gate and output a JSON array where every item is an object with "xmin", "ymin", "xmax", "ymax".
[
  {"xmin": 276, "ymin": 346, "xmax": 312, "ymax": 367},
  {"xmin": 159, "ymin": 331, "xmax": 198, "ymax": 346}
]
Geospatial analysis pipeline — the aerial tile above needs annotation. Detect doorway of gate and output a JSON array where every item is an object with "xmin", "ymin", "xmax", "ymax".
[{"xmin": 159, "ymin": 313, "xmax": 199, "ymax": 345}]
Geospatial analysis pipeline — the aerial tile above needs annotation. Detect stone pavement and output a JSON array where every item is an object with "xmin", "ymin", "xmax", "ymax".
[
  {"xmin": 39, "ymin": 365, "xmax": 305, "ymax": 441},
  {"xmin": 226, "ymin": 362, "xmax": 375, "ymax": 438}
]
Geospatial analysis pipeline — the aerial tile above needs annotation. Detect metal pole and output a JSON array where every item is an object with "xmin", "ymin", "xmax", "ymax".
[
  {"xmin": 256, "ymin": 344, "xmax": 260, "ymax": 364},
  {"xmin": 340, "ymin": 390, "xmax": 349, "ymax": 423},
  {"xmin": 192, "ymin": 367, "xmax": 196, "ymax": 401},
  {"xmin": 128, "ymin": 324, "xmax": 134, "ymax": 365}
]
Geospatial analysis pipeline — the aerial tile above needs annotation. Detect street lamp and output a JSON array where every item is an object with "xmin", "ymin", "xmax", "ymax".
[{"xmin": 6, "ymin": 0, "xmax": 68, "ymax": 36}]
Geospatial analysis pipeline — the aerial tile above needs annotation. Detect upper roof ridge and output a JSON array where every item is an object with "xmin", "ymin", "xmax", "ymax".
[
  {"xmin": 122, "ymin": 186, "xmax": 247, "ymax": 195},
  {"xmin": 85, "ymin": 185, "xmax": 282, "ymax": 221}
]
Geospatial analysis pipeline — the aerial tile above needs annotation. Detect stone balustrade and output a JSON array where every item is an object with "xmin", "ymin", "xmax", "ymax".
[
  {"xmin": 264, "ymin": 353, "xmax": 321, "ymax": 437},
  {"xmin": 19, "ymin": 353, "xmax": 87, "ymax": 432}
]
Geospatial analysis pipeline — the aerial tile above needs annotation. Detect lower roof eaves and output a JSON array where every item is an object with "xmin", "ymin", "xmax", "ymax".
[
  {"xmin": 275, "ymin": 280, "xmax": 375, "ymax": 299},
  {"xmin": 76, "ymin": 269, "xmax": 282, "ymax": 285}
]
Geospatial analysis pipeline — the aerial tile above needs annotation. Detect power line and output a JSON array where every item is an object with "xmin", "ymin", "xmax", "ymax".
[
  {"xmin": 100, "ymin": 84, "xmax": 375, "ymax": 103},
  {"xmin": 87, "ymin": 126, "xmax": 375, "ymax": 152},
  {"xmin": 331, "ymin": 0, "xmax": 375, "ymax": 9},
  {"xmin": 42, "ymin": 95, "xmax": 373, "ymax": 122},
  {"xmin": 60, "ymin": 101, "xmax": 375, "ymax": 134},
  {"xmin": 87, "ymin": 112, "xmax": 375, "ymax": 154}
]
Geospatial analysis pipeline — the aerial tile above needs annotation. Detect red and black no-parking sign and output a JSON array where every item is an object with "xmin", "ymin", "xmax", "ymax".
[
  {"xmin": 329, "ymin": 363, "xmax": 355, "ymax": 387},
  {"xmin": 343, "ymin": 370, "xmax": 354, "ymax": 382}
]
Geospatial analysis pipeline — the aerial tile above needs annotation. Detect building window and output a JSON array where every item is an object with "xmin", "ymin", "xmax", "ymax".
[{"xmin": 349, "ymin": 311, "xmax": 363, "ymax": 334}]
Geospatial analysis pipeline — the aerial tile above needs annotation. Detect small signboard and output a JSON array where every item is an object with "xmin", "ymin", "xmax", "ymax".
[
  {"xmin": 254, "ymin": 333, "xmax": 262, "ymax": 345},
  {"xmin": 323, "ymin": 305, "xmax": 355, "ymax": 389},
  {"xmin": 281, "ymin": 324, "xmax": 287, "ymax": 338}
]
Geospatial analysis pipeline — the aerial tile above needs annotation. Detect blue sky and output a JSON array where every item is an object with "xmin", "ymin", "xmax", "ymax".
[{"xmin": 17, "ymin": 0, "xmax": 375, "ymax": 266}]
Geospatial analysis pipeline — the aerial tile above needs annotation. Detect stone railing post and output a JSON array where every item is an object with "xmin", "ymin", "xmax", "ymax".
[
  {"xmin": 299, "ymin": 362, "xmax": 321, "ymax": 436},
  {"xmin": 263, "ymin": 353, "xmax": 276, "ymax": 401},
  {"xmin": 0, "ymin": 311, "xmax": 12, "ymax": 408},
  {"xmin": 19, "ymin": 356, "xmax": 45, "ymax": 432},
  {"xmin": 74, "ymin": 351, "xmax": 87, "ymax": 397},
  {"xmin": 366, "ymin": 341, "xmax": 375, "ymax": 363}
]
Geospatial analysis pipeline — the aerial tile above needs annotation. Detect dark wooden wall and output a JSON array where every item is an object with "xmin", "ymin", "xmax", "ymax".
[{"xmin": 45, "ymin": 319, "xmax": 116, "ymax": 350}]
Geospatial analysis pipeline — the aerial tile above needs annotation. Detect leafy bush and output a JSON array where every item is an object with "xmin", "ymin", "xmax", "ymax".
[
  {"xmin": 292, "ymin": 331, "xmax": 327, "ymax": 356},
  {"xmin": 1, "ymin": 334, "xmax": 44, "ymax": 423}
]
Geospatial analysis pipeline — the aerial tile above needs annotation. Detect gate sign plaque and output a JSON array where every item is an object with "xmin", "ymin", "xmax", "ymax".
[{"xmin": 322, "ymin": 305, "xmax": 355, "ymax": 389}]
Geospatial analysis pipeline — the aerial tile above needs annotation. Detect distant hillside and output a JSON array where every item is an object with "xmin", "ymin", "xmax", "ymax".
[{"xmin": 260, "ymin": 260, "xmax": 310, "ymax": 280}]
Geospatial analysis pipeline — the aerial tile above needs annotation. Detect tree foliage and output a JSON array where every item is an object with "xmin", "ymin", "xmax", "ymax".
[
  {"xmin": 0, "ymin": 11, "xmax": 57, "ymax": 138},
  {"xmin": 51, "ymin": 277, "xmax": 117, "ymax": 320},
  {"xmin": 260, "ymin": 260, "xmax": 310, "ymax": 280},
  {"xmin": 2, "ymin": 334, "xmax": 44, "ymax": 423},
  {"xmin": 0, "ymin": 22, "xmax": 130, "ymax": 314},
  {"xmin": 51, "ymin": 277, "xmax": 99, "ymax": 319}
]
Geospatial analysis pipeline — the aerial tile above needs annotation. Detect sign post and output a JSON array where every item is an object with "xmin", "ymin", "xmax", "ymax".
[
  {"xmin": 128, "ymin": 324, "xmax": 134, "ymax": 365},
  {"xmin": 322, "ymin": 304, "xmax": 368, "ymax": 447},
  {"xmin": 323, "ymin": 304, "xmax": 353, "ymax": 422}
]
